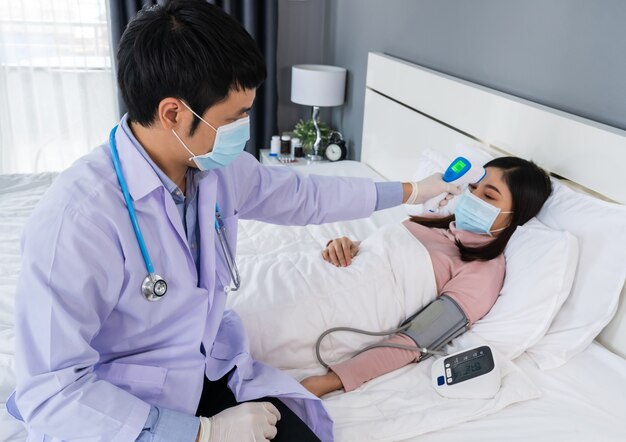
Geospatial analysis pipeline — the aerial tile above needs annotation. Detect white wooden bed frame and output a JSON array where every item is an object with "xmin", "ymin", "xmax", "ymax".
[{"xmin": 360, "ymin": 52, "xmax": 626, "ymax": 359}]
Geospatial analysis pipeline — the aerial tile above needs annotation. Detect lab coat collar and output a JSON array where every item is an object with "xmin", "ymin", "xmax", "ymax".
[{"xmin": 115, "ymin": 114, "xmax": 167, "ymax": 201}]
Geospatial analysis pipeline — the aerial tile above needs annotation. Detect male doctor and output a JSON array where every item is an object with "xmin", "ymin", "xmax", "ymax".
[{"xmin": 8, "ymin": 1, "xmax": 458, "ymax": 441}]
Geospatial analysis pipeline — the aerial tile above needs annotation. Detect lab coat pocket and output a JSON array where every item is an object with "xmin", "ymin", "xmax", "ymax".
[
  {"xmin": 210, "ymin": 312, "xmax": 254, "ymax": 380},
  {"xmin": 211, "ymin": 342, "xmax": 254, "ymax": 381},
  {"xmin": 97, "ymin": 362, "xmax": 168, "ymax": 403},
  {"xmin": 210, "ymin": 340, "xmax": 240, "ymax": 360}
]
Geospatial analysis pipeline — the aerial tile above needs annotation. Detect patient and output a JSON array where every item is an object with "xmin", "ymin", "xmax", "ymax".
[{"xmin": 301, "ymin": 157, "xmax": 552, "ymax": 397}]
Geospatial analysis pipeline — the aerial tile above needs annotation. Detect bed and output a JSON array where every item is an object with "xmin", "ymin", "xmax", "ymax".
[
  {"xmin": 1, "ymin": 52, "xmax": 626, "ymax": 441},
  {"xmin": 228, "ymin": 53, "xmax": 626, "ymax": 440},
  {"xmin": 231, "ymin": 160, "xmax": 626, "ymax": 441}
]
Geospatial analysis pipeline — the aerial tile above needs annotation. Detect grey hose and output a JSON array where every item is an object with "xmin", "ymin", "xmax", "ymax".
[{"xmin": 314, "ymin": 324, "xmax": 447, "ymax": 369}]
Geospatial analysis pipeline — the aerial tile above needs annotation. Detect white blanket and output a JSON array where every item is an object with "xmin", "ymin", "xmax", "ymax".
[
  {"xmin": 228, "ymin": 220, "xmax": 542, "ymax": 441},
  {"xmin": 229, "ymin": 222, "xmax": 438, "ymax": 369}
]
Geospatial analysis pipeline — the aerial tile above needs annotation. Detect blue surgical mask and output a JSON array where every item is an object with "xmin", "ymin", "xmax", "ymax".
[
  {"xmin": 454, "ymin": 190, "xmax": 513, "ymax": 236},
  {"xmin": 171, "ymin": 101, "xmax": 250, "ymax": 171}
]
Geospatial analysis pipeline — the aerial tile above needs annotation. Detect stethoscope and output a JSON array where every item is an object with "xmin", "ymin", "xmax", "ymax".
[{"xmin": 108, "ymin": 125, "xmax": 241, "ymax": 301}]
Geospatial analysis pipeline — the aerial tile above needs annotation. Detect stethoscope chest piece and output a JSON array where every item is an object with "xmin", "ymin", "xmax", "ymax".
[{"xmin": 142, "ymin": 273, "xmax": 168, "ymax": 301}]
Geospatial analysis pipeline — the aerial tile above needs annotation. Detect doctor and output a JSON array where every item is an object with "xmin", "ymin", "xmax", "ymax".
[{"xmin": 8, "ymin": 1, "xmax": 458, "ymax": 441}]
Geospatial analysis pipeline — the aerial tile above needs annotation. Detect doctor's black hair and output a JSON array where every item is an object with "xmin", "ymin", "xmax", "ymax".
[
  {"xmin": 116, "ymin": 0, "xmax": 266, "ymax": 136},
  {"xmin": 410, "ymin": 157, "xmax": 552, "ymax": 262}
]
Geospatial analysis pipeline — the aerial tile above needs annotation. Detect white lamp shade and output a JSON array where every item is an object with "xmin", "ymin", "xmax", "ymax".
[{"xmin": 291, "ymin": 64, "xmax": 346, "ymax": 107}]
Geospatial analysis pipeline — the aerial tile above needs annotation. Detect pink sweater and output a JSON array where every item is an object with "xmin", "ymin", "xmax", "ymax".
[
  {"xmin": 401, "ymin": 219, "xmax": 505, "ymax": 326},
  {"xmin": 330, "ymin": 220, "xmax": 505, "ymax": 392}
]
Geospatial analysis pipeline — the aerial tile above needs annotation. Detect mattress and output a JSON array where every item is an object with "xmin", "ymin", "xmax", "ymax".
[{"xmin": 1, "ymin": 163, "xmax": 625, "ymax": 441}]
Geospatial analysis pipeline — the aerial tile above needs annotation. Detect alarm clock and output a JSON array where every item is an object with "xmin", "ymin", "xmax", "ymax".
[
  {"xmin": 325, "ymin": 131, "xmax": 347, "ymax": 162},
  {"xmin": 431, "ymin": 345, "xmax": 501, "ymax": 399}
]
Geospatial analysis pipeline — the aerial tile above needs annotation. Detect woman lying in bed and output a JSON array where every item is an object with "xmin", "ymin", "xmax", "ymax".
[{"xmin": 301, "ymin": 156, "xmax": 552, "ymax": 397}]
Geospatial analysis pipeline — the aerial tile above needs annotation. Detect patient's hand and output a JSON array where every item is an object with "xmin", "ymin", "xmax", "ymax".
[{"xmin": 322, "ymin": 237, "xmax": 359, "ymax": 267}]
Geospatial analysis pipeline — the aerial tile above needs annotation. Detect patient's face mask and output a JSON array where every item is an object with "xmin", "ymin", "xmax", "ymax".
[
  {"xmin": 454, "ymin": 190, "xmax": 513, "ymax": 236},
  {"xmin": 171, "ymin": 101, "xmax": 250, "ymax": 171}
]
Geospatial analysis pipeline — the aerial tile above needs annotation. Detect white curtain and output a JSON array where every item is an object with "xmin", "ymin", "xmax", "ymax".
[{"xmin": 0, "ymin": 0, "xmax": 118, "ymax": 174}]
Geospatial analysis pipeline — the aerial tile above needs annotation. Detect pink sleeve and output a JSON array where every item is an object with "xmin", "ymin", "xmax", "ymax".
[
  {"xmin": 330, "ymin": 334, "xmax": 419, "ymax": 392},
  {"xmin": 441, "ymin": 256, "xmax": 505, "ymax": 326}
]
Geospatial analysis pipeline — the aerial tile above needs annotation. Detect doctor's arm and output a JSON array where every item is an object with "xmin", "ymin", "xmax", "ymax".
[
  {"xmin": 13, "ymin": 207, "xmax": 155, "ymax": 440},
  {"xmin": 233, "ymin": 153, "xmax": 458, "ymax": 224},
  {"xmin": 137, "ymin": 406, "xmax": 199, "ymax": 442}
]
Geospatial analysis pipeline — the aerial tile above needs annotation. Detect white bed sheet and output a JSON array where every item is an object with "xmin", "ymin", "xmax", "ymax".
[{"xmin": 1, "ymin": 163, "xmax": 625, "ymax": 441}]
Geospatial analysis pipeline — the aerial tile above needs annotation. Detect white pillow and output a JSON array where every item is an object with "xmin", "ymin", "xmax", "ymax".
[
  {"xmin": 526, "ymin": 180, "xmax": 626, "ymax": 369},
  {"xmin": 410, "ymin": 146, "xmax": 579, "ymax": 360},
  {"xmin": 471, "ymin": 218, "xmax": 578, "ymax": 360}
]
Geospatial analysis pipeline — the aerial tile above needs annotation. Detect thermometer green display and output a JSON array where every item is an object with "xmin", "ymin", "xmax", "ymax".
[
  {"xmin": 422, "ymin": 156, "xmax": 486, "ymax": 212},
  {"xmin": 444, "ymin": 157, "xmax": 472, "ymax": 181}
]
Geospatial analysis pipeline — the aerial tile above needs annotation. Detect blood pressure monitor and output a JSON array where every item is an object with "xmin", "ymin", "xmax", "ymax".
[{"xmin": 431, "ymin": 345, "xmax": 501, "ymax": 399}]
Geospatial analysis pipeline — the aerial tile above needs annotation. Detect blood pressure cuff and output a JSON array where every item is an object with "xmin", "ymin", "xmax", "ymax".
[{"xmin": 400, "ymin": 294, "xmax": 469, "ymax": 359}]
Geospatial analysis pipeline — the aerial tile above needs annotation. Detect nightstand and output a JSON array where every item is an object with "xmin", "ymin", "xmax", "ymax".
[{"xmin": 259, "ymin": 149, "xmax": 328, "ymax": 166}]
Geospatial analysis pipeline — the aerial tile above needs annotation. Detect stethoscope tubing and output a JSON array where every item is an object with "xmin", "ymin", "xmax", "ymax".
[
  {"xmin": 315, "ymin": 323, "xmax": 447, "ymax": 368},
  {"xmin": 109, "ymin": 126, "xmax": 155, "ymax": 275},
  {"xmin": 215, "ymin": 203, "xmax": 241, "ymax": 291}
]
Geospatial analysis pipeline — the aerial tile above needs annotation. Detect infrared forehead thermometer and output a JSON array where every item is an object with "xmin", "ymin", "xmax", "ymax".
[{"xmin": 423, "ymin": 156, "xmax": 486, "ymax": 213}]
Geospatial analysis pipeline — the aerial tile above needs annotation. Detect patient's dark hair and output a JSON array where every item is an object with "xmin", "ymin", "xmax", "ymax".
[
  {"xmin": 410, "ymin": 157, "xmax": 552, "ymax": 262},
  {"xmin": 117, "ymin": 0, "xmax": 266, "ymax": 135}
]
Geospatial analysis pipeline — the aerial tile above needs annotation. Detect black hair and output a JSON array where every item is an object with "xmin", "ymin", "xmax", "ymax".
[
  {"xmin": 116, "ymin": 0, "xmax": 266, "ymax": 135},
  {"xmin": 410, "ymin": 156, "xmax": 553, "ymax": 262}
]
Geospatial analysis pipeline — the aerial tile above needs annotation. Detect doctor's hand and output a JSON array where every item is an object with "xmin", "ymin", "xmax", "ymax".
[
  {"xmin": 197, "ymin": 402, "xmax": 281, "ymax": 442},
  {"xmin": 403, "ymin": 173, "xmax": 462, "ymax": 205},
  {"xmin": 322, "ymin": 237, "xmax": 359, "ymax": 267}
]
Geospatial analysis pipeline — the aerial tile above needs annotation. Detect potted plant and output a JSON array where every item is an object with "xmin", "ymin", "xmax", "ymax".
[{"xmin": 292, "ymin": 119, "xmax": 331, "ymax": 157}]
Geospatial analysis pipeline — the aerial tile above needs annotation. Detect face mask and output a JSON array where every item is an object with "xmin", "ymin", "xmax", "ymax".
[
  {"xmin": 171, "ymin": 101, "xmax": 250, "ymax": 171},
  {"xmin": 454, "ymin": 190, "xmax": 513, "ymax": 236}
]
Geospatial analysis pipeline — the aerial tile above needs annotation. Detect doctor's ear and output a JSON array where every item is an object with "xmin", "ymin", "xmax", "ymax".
[{"xmin": 157, "ymin": 98, "xmax": 187, "ymax": 130}]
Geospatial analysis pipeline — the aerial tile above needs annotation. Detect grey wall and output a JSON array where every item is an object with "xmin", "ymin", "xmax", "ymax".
[
  {"xmin": 276, "ymin": 0, "xmax": 331, "ymax": 137},
  {"xmin": 278, "ymin": 0, "xmax": 626, "ymax": 159}
]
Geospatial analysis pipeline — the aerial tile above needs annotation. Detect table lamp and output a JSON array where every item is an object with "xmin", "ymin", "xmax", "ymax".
[{"xmin": 291, "ymin": 64, "xmax": 346, "ymax": 161}]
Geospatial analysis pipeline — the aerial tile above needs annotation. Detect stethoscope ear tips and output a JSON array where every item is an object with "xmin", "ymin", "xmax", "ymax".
[{"xmin": 142, "ymin": 273, "xmax": 168, "ymax": 301}]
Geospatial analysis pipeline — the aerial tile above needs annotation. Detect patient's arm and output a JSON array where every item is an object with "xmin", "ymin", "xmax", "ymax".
[
  {"xmin": 301, "ymin": 334, "xmax": 419, "ymax": 397},
  {"xmin": 322, "ymin": 236, "xmax": 359, "ymax": 267}
]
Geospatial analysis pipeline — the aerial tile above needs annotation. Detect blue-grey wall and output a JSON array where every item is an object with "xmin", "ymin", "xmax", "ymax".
[{"xmin": 315, "ymin": 0, "xmax": 626, "ymax": 159}]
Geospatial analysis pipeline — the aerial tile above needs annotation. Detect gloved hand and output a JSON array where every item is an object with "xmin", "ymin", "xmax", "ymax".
[
  {"xmin": 405, "ymin": 173, "xmax": 462, "ymax": 205},
  {"xmin": 437, "ymin": 193, "xmax": 456, "ymax": 207},
  {"xmin": 197, "ymin": 402, "xmax": 281, "ymax": 442}
]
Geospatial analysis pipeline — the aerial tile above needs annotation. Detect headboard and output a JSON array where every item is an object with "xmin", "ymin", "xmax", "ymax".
[{"xmin": 360, "ymin": 52, "xmax": 626, "ymax": 359}]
